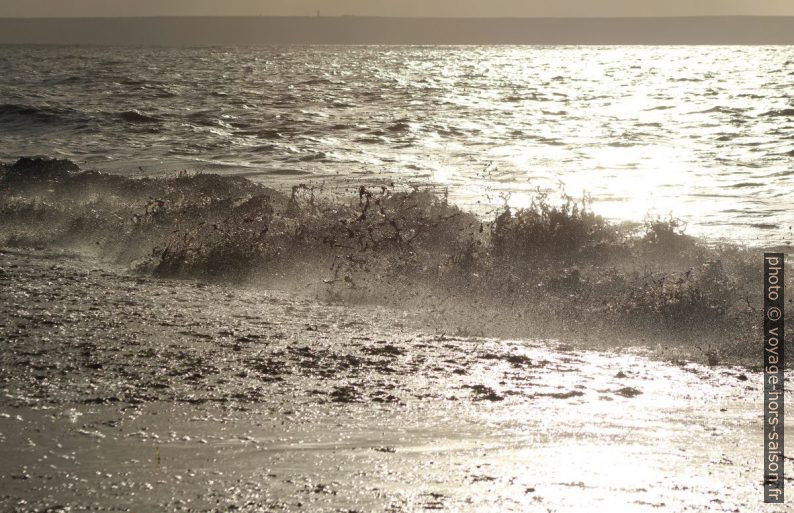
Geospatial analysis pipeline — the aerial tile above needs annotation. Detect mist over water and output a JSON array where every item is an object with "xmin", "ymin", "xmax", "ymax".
[{"xmin": 0, "ymin": 44, "xmax": 792, "ymax": 245}]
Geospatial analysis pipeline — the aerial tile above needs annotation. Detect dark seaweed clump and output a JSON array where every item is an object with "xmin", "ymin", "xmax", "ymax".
[{"xmin": 0, "ymin": 158, "xmax": 789, "ymax": 364}]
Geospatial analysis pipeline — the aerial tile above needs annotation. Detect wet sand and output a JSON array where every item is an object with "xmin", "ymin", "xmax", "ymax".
[{"xmin": 0, "ymin": 249, "xmax": 788, "ymax": 512}]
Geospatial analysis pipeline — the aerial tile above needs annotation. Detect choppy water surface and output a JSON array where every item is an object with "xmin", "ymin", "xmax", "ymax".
[{"xmin": 0, "ymin": 45, "xmax": 792, "ymax": 244}]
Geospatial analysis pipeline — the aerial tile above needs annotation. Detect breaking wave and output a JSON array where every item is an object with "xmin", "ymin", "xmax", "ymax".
[{"xmin": 0, "ymin": 157, "xmax": 789, "ymax": 364}]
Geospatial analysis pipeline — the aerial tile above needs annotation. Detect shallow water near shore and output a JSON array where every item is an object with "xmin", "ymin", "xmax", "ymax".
[{"xmin": 0, "ymin": 249, "xmax": 789, "ymax": 512}]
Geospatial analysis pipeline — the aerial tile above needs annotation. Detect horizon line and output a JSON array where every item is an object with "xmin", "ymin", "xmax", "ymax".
[{"xmin": 1, "ymin": 14, "xmax": 793, "ymax": 20}]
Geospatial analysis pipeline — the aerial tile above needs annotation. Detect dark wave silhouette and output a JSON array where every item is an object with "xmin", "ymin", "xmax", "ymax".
[
  {"xmin": 118, "ymin": 110, "xmax": 161, "ymax": 124},
  {"xmin": 0, "ymin": 103, "xmax": 83, "ymax": 126},
  {"xmin": 1, "ymin": 157, "xmax": 786, "ymax": 363}
]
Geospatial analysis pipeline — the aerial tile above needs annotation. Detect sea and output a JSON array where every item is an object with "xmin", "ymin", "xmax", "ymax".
[{"xmin": 1, "ymin": 44, "xmax": 792, "ymax": 245}]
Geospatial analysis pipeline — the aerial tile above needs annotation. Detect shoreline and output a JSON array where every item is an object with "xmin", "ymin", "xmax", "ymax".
[
  {"xmin": 0, "ymin": 247, "xmax": 776, "ymax": 512},
  {"xmin": 1, "ymin": 157, "xmax": 789, "ymax": 365},
  {"xmin": 2, "ymin": 157, "xmax": 790, "ymax": 366}
]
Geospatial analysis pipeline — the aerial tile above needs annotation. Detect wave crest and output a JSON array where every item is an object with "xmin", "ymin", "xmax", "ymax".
[
  {"xmin": 0, "ymin": 157, "xmax": 786, "ymax": 363},
  {"xmin": 118, "ymin": 110, "xmax": 161, "ymax": 123}
]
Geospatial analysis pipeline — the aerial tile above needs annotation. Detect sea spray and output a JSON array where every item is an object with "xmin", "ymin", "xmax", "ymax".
[{"xmin": 0, "ymin": 158, "xmax": 789, "ymax": 363}]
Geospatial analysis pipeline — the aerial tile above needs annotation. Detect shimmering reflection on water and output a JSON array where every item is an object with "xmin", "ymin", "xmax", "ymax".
[{"xmin": 1, "ymin": 45, "xmax": 792, "ymax": 244}]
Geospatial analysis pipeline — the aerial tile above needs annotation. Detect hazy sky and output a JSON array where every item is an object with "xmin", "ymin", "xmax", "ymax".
[{"xmin": 2, "ymin": 0, "xmax": 794, "ymax": 18}]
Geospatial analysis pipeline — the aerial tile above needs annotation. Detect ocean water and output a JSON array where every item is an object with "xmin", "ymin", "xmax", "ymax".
[{"xmin": 0, "ymin": 45, "xmax": 792, "ymax": 245}]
